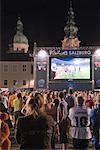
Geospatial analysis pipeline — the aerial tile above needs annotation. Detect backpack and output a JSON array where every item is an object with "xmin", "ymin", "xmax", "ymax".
[{"xmin": 65, "ymin": 96, "xmax": 74, "ymax": 112}]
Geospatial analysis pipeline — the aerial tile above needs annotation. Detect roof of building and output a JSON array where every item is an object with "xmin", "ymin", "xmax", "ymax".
[
  {"xmin": 13, "ymin": 33, "xmax": 28, "ymax": 44},
  {"xmin": 0, "ymin": 52, "xmax": 33, "ymax": 61}
]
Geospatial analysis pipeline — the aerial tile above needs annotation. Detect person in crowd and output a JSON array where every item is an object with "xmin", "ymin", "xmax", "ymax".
[
  {"xmin": 8, "ymin": 91, "xmax": 17, "ymax": 113},
  {"xmin": 0, "ymin": 96, "xmax": 12, "ymax": 129},
  {"xmin": 65, "ymin": 88, "xmax": 75, "ymax": 113},
  {"xmin": 44, "ymin": 92, "xmax": 54, "ymax": 114},
  {"xmin": 45, "ymin": 96, "xmax": 60, "ymax": 149},
  {"xmin": 16, "ymin": 94, "xmax": 55, "ymax": 150},
  {"xmin": 0, "ymin": 91, "xmax": 9, "ymax": 109},
  {"xmin": 13, "ymin": 92, "xmax": 23, "ymax": 128},
  {"xmin": 85, "ymin": 99, "xmax": 93, "ymax": 116},
  {"xmin": 0, "ymin": 112, "xmax": 11, "ymax": 150},
  {"xmin": 69, "ymin": 96, "xmax": 92, "ymax": 150},
  {"xmin": 8, "ymin": 91, "xmax": 17, "ymax": 125},
  {"xmin": 58, "ymin": 91, "xmax": 68, "ymax": 150},
  {"xmin": 63, "ymin": 89, "xmax": 68, "ymax": 99},
  {"xmin": 85, "ymin": 95, "xmax": 94, "ymax": 109},
  {"xmin": 90, "ymin": 94, "xmax": 100, "ymax": 150}
]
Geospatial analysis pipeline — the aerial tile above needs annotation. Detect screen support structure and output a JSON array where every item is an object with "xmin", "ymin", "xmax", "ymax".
[
  {"xmin": 92, "ymin": 53, "xmax": 94, "ymax": 91},
  {"xmin": 46, "ymin": 55, "xmax": 49, "ymax": 90},
  {"xmin": 32, "ymin": 46, "xmax": 97, "ymax": 91},
  {"xmin": 33, "ymin": 43, "xmax": 49, "ymax": 90},
  {"xmin": 33, "ymin": 42, "xmax": 37, "ymax": 90}
]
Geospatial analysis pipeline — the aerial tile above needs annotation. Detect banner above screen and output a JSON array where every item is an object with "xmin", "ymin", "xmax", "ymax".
[{"xmin": 50, "ymin": 50, "xmax": 93, "ymax": 56}]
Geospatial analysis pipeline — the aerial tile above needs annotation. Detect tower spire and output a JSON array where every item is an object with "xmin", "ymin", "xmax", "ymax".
[
  {"xmin": 64, "ymin": 0, "xmax": 78, "ymax": 39},
  {"xmin": 17, "ymin": 17, "xmax": 23, "ymax": 33},
  {"xmin": 62, "ymin": 0, "xmax": 80, "ymax": 49}
]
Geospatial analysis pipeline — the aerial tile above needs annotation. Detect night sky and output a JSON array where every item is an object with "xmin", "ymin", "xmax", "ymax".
[{"xmin": 1, "ymin": 0, "xmax": 100, "ymax": 51}]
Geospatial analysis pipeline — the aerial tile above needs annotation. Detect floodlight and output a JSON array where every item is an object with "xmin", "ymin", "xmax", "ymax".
[{"xmin": 95, "ymin": 49, "xmax": 100, "ymax": 56}]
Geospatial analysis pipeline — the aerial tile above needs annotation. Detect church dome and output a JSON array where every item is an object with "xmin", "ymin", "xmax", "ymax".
[
  {"xmin": 13, "ymin": 17, "xmax": 29, "ymax": 53},
  {"xmin": 13, "ymin": 33, "xmax": 28, "ymax": 44}
]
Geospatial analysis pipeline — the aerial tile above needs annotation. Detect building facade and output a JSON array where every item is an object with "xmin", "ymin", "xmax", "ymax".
[
  {"xmin": 0, "ymin": 17, "xmax": 34, "ymax": 89},
  {"xmin": 0, "ymin": 61, "xmax": 33, "ymax": 88}
]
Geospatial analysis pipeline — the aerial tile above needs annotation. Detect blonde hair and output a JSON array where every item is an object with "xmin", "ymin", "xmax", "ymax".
[
  {"xmin": 96, "ymin": 93, "xmax": 100, "ymax": 104},
  {"xmin": 28, "ymin": 94, "xmax": 44, "ymax": 118}
]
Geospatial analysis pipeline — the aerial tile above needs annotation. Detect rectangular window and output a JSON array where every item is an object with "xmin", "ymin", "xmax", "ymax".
[
  {"xmin": 23, "ymin": 80, "xmax": 26, "ymax": 85},
  {"xmin": 12, "ymin": 64, "xmax": 18, "ymax": 72},
  {"xmin": 4, "ymin": 80, "xmax": 8, "ymax": 85},
  {"xmin": 3, "ymin": 64, "xmax": 9, "ymax": 72},
  {"xmin": 22, "ymin": 64, "xmax": 27, "ymax": 72},
  {"xmin": 31, "ymin": 64, "xmax": 33, "ymax": 74}
]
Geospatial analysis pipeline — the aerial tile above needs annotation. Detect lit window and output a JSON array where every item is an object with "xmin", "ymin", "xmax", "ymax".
[
  {"xmin": 4, "ymin": 80, "xmax": 8, "ymax": 85},
  {"xmin": 22, "ymin": 65, "xmax": 27, "ymax": 72}
]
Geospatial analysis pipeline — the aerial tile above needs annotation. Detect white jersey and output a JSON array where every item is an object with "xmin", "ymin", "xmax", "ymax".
[{"xmin": 69, "ymin": 106, "xmax": 92, "ymax": 139}]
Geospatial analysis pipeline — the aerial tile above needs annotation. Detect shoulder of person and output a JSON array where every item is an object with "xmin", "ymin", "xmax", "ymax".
[
  {"xmin": 66, "ymin": 95, "xmax": 74, "ymax": 101},
  {"xmin": 14, "ymin": 97, "xmax": 18, "ymax": 102},
  {"xmin": 39, "ymin": 113, "xmax": 55, "ymax": 127},
  {"xmin": 17, "ymin": 115, "xmax": 28, "ymax": 123},
  {"xmin": 60, "ymin": 102, "xmax": 64, "ymax": 108},
  {"xmin": 69, "ymin": 106, "xmax": 75, "ymax": 113}
]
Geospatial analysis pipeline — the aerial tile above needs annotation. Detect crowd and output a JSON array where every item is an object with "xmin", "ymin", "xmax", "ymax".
[{"xmin": 0, "ymin": 88, "xmax": 100, "ymax": 150}]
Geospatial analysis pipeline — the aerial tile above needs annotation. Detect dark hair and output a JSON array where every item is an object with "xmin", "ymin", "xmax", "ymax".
[
  {"xmin": 69, "ymin": 89, "xmax": 73, "ymax": 95},
  {"xmin": 54, "ymin": 99, "xmax": 59, "ymax": 107},
  {"xmin": 59, "ymin": 92, "xmax": 64, "ymax": 99},
  {"xmin": 17, "ymin": 93, "xmax": 22, "ymax": 98},
  {"xmin": 78, "ymin": 96, "xmax": 84, "ymax": 106}
]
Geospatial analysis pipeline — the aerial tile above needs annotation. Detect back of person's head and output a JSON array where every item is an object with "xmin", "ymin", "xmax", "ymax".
[
  {"xmin": 46, "ymin": 93, "xmax": 52, "ymax": 103},
  {"xmin": 59, "ymin": 91, "xmax": 64, "ymax": 99},
  {"xmin": 54, "ymin": 91, "xmax": 59, "ymax": 98},
  {"xmin": 54, "ymin": 99, "xmax": 59, "ymax": 107},
  {"xmin": 35, "ymin": 92, "xmax": 43, "ymax": 98},
  {"xmin": 68, "ymin": 88, "xmax": 73, "ymax": 95},
  {"xmin": 17, "ymin": 93, "xmax": 22, "ymax": 99},
  {"xmin": 63, "ymin": 89, "xmax": 67, "ymax": 99},
  {"xmin": 78, "ymin": 96, "xmax": 84, "ymax": 107},
  {"xmin": 28, "ymin": 94, "xmax": 44, "ymax": 117}
]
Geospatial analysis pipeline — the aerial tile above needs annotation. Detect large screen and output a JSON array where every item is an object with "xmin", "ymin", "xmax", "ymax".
[{"xmin": 50, "ymin": 57, "xmax": 91, "ymax": 80}]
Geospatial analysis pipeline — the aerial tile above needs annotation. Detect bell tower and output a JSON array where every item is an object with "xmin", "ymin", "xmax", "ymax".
[{"xmin": 62, "ymin": 0, "xmax": 80, "ymax": 50}]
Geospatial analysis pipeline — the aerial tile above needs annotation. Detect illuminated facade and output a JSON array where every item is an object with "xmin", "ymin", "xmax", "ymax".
[{"xmin": 0, "ymin": 17, "xmax": 33, "ymax": 89}]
